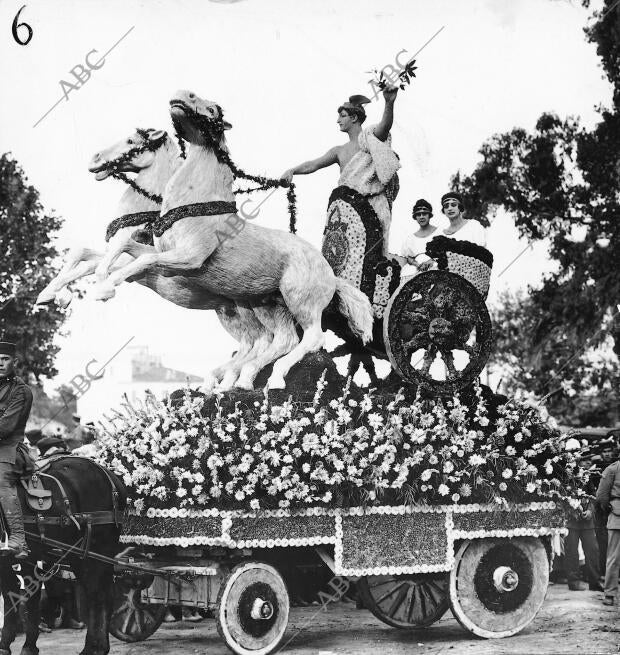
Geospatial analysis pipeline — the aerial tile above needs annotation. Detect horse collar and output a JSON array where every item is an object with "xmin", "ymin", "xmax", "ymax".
[
  {"xmin": 106, "ymin": 211, "xmax": 160, "ymax": 242},
  {"xmin": 152, "ymin": 201, "xmax": 238, "ymax": 237}
]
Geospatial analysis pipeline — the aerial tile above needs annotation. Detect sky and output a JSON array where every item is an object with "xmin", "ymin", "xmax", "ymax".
[{"xmin": 0, "ymin": 0, "xmax": 613, "ymax": 412}]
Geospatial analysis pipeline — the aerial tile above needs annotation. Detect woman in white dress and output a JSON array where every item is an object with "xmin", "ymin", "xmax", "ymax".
[
  {"xmin": 439, "ymin": 191, "xmax": 486, "ymax": 246},
  {"xmin": 400, "ymin": 198, "xmax": 438, "ymax": 281}
]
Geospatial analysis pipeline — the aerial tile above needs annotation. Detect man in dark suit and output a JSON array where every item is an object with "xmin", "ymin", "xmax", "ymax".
[{"xmin": 0, "ymin": 341, "xmax": 33, "ymax": 558}]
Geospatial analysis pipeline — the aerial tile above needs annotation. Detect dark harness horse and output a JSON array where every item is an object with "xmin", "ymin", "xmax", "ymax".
[{"xmin": 0, "ymin": 456, "xmax": 126, "ymax": 655}]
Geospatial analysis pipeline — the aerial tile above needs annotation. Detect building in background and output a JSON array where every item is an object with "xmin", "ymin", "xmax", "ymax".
[{"xmin": 76, "ymin": 345, "xmax": 203, "ymax": 422}]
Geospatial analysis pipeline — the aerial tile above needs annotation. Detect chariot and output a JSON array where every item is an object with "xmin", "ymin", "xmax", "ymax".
[{"xmin": 321, "ymin": 185, "xmax": 493, "ymax": 395}]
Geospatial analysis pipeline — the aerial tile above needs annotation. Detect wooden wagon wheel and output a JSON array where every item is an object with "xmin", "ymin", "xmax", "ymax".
[
  {"xmin": 449, "ymin": 537, "xmax": 549, "ymax": 638},
  {"xmin": 216, "ymin": 561, "xmax": 289, "ymax": 655},
  {"xmin": 109, "ymin": 574, "xmax": 166, "ymax": 643},
  {"xmin": 384, "ymin": 270, "xmax": 492, "ymax": 394},
  {"xmin": 358, "ymin": 573, "xmax": 450, "ymax": 629}
]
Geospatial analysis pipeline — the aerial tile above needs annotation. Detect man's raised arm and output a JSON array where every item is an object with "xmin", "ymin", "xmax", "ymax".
[
  {"xmin": 373, "ymin": 86, "xmax": 398, "ymax": 142},
  {"xmin": 281, "ymin": 147, "xmax": 339, "ymax": 183}
]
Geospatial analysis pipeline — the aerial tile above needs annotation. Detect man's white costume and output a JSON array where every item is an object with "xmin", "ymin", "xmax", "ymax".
[{"xmin": 336, "ymin": 124, "xmax": 401, "ymax": 255}]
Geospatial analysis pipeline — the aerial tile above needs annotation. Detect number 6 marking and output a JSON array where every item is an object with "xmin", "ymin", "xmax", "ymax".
[{"xmin": 12, "ymin": 5, "xmax": 33, "ymax": 46}]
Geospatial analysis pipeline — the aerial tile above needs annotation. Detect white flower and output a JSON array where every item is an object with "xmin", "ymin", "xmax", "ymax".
[
  {"xmin": 469, "ymin": 454, "xmax": 485, "ymax": 466},
  {"xmin": 502, "ymin": 469, "xmax": 513, "ymax": 479},
  {"xmin": 526, "ymin": 482, "xmax": 537, "ymax": 493},
  {"xmin": 443, "ymin": 461, "xmax": 454, "ymax": 473},
  {"xmin": 176, "ymin": 487, "xmax": 187, "ymax": 498},
  {"xmin": 505, "ymin": 446, "xmax": 516, "ymax": 456},
  {"xmin": 368, "ymin": 413, "xmax": 384, "ymax": 430},
  {"xmin": 438, "ymin": 484, "xmax": 449, "ymax": 496},
  {"xmin": 499, "ymin": 482, "xmax": 507, "ymax": 491},
  {"xmin": 429, "ymin": 454, "xmax": 438, "ymax": 465}
]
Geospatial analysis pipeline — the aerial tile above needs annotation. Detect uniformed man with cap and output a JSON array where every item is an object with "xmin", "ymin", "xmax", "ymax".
[{"xmin": 0, "ymin": 341, "xmax": 33, "ymax": 558}]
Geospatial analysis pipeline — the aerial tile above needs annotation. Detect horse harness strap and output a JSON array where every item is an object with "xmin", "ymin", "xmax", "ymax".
[
  {"xmin": 105, "ymin": 210, "xmax": 160, "ymax": 242},
  {"xmin": 152, "ymin": 201, "xmax": 237, "ymax": 237},
  {"xmin": 23, "ymin": 510, "xmax": 118, "ymax": 527},
  {"xmin": 20, "ymin": 456, "xmax": 125, "ymax": 560}
]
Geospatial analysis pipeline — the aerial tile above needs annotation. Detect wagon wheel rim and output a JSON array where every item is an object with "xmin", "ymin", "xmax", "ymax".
[
  {"xmin": 109, "ymin": 576, "xmax": 166, "ymax": 643},
  {"xmin": 216, "ymin": 561, "xmax": 289, "ymax": 655},
  {"xmin": 449, "ymin": 537, "xmax": 549, "ymax": 638},
  {"xmin": 359, "ymin": 574, "xmax": 450, "ymax": 629},
  {"xmin": 384, "ymin": 270, "xmax": 492, "ymax": 394}
]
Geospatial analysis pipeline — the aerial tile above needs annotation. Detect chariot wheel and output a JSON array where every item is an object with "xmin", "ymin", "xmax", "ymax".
[
  {"xmin": 358, "ymin": 573, "xmax": 450, "ymax": 629},
  {"xmin": 449, "ymin": 537, "xmax": 549, "ymax": 638},
  {"xmin": 109, "ymin": 574, "xmax": 165, "ymax": 643},
  {"xmin": 384, "ymin": 270, "xmax": 492, "ymax": 394},
  {"xmin": 216, "ymin": 561, "xmax": 289, "ymax": 655}
]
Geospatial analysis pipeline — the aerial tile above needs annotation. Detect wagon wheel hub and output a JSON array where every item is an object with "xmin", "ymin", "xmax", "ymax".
[
  {"xmin": 428, "ymin": 317, "xmax": 457, "ymax": 347},
  {"xmin": 250, "ymin": 597, "xmax": 275, "ymax": 620},
  {"xmin": 492, "ymin": 566, "xmax": 519, "ymax": 593}
]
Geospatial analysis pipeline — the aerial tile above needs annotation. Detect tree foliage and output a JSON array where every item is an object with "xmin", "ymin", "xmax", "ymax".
[
  {"xmin": 452, "ymin": 1, "xmax": 620, "ymax": 423},
  {"xmin": 0, "ymin": 154, "xmax": 67, "ymax": 379}
]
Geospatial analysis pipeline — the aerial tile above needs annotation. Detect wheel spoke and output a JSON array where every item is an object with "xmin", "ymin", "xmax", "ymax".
[
  {"xmin": 421, "ymin": 346, "xmax": 437, "ymax": 374},
  {"xmin": 375, "ymin": 581, "xmax": 407, "ymax": 605},
  {"xmin": 406, "ymin": 584, "xmax": 418, "ymax": 623},
  {"xmin": 112, "ymin": 600, "xmax": 131, "ymax": 618},
  {"xmin": 426, "ymin": 580, "xmax": 444, "ymax": 606},
  {"xmin": 133, "ymin": 608, "xmax": 146, "ymax": 635},
  {"xmin": 386, "ymin": 583, "xmax": 410, "ymax": 619},
  {"xmin": 121, "ymin": 608, "xmax": 135, "ymax": 635},
  {"xmin": 441, "ymin": 350, "xmax": 457, "ymax": 379},
  {"xmin": 368, "ymin": 577, "xmax": 397, "ymax": 590}
]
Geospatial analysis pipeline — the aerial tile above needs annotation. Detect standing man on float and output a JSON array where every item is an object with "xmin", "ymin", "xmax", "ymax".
[
  {"xmin": 0, "ymin": 341, "xmax": 33, "ymax": 558},
  {"xmin": 281, "ymin": 86, "xmax": 401, "ymax": 256}
]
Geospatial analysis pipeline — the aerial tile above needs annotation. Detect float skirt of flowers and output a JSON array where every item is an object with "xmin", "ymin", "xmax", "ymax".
[{"xmin": 120, "ymin": 502, "xmax": 565, "ymax": 576}]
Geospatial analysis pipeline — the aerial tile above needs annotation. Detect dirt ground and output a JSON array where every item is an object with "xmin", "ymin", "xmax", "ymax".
[{"xmin": 21, "ymin": 585, "xmax": 620, "ymax": 655}]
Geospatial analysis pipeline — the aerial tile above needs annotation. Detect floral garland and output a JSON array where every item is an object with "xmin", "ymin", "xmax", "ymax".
[
  {"xmin": 172, "ymin": 103, "xmax": 298, "ymax": 234},
  {"xmin": 96, "ymin": 375, "xmax": 588, "ymax": 517},
  {"xmin": 106, "ymin": 128, "xmax": 168, "ymax": 204}
]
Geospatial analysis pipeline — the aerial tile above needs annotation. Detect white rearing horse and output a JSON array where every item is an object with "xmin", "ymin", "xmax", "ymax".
[
  {"xmin": 93, "ymin": 90, "xmax": 374, "ymax": 389},
  {"xmin": 37, "ymin": 128, "xmax": 273, "ymax": 389}
]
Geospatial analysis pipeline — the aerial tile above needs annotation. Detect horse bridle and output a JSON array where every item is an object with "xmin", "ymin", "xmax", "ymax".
[{"xmin": 101, "ymin": 128, "xmax": 168, "ymax": 204}]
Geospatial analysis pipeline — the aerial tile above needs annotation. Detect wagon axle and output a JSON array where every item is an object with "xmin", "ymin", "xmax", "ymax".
[
  {"xmin": 493, "ymin": 566, "xmax": 520, "ymax": 593},
  {"xmin": 251, "ymin": 597, "xmax": 275, "ymax": 620}
]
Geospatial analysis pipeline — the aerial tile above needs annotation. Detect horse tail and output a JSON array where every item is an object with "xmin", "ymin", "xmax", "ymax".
[{"xmin": 334, "ymin": 278, "xmax": 374, "ymax": 344}]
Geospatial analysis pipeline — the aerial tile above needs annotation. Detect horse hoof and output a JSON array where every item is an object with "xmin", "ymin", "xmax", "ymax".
[
  {"xmin": 92, "ymin": 285, "xmax": 116, "ymax": 301},
  {"xmin": 20, "ymin": 647, "xmax": 38, "ymax": 655},
  {"xmin": 35, "ymin": 291, "xmax": 54, "ymax": 306},
  {"xmin": 266, "ymin": 374, "xmax": 286, "ymax": 390},
  {"xmin": 55, "ymin": 287, "xmax": 74, "ymax": 308}
]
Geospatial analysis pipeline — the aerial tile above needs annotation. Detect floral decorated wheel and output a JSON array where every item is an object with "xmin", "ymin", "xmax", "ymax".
[
  {"xmin": 109, "ymin": 574, "xmax": 166, "ymax": 642},
  {"xmin": 383, "ymin": 270, "xmax": 492, "ymax": 394},
  {"xmin": 449, "ymin": 537, "xmax": 549, "ymax": 638},
  {"xmin": 358, "ymin": 573, "xmax": 450, "ymax": 629},
  {"xmin": 216, "ymin": 561, "xmax": 290, "ymax": 655}
]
